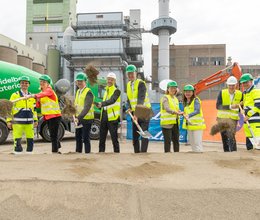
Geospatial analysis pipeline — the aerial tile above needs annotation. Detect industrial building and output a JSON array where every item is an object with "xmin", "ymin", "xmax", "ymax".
[
  {"xmin": 152, "ymin": 44, "xmax": 226, "ymax": 99},
  {"xmin": 60, "ymin": 10, "xmax": 144, "ymax": 93},
  {"xmin": 26, "ymin": 0, "xmax": 77, "ymax": 55},
  {"xmin": 0, "ymin": 34, "xmax": 46, "ymax": 73}
]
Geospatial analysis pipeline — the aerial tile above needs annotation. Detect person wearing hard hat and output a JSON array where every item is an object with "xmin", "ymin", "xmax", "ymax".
[
  {"xmin": 160, "ymin": 81, "xmax": 183, "ymax": 153},
  {"xmin": 95, "ymin": 72, "xmax": 121, "ymax": 153},
  {"xmin": 126, "ymin": 64, "xmax": 151, "ymax": 153},
  {"xmin": 27, "ymin": 74, "xmax": 62, "ymax": 153},
  {"xmin": 74, "ymin": 72, "xmax": 94, "ymax": 154},
  {"xmin": 216, "ymin": 76, "xmax": 243, "ymax": 152},
  {"xmin": 239, "ymin": 73, "xmax": 260, "ymax": 150},
  {"xmin": 6, "ymin": 76, "xmax": 38, "ymax": 154},
  {"xmin": 182, "ymin": 85, "xmax": 206, "ymax": 152}
]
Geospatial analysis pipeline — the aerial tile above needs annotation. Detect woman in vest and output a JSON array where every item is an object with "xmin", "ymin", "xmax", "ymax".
[
  {"xmin": 96, "ymin": 72, "xmax": 121, "ymax": 153},
  {"xmin": 216, "ymin": 76, "xmax": 243, "ymax": 152},
  {"xmin": 74, "ymin": 72, "xmax": 94, "ymax": 154},
  {"xmin": 160, "ymin": 81, "xmax": 182, "ymax": 153},
  {"xmin": 183, "ymin": 85, "xmax": 206, "ymax": 152},
  {"xmin": 28, "ymin": 75, "xmax": 62, "ymax": 153}
]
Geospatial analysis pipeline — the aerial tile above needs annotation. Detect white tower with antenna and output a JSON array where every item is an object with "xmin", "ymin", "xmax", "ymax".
[{"xmin": 151, "ymin": 0, "xmax": 177, "ymax": 82}]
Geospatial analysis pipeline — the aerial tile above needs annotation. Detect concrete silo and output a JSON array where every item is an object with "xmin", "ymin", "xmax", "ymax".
[
  {"xmin": 0, "ymin": 45, "xmax": 18, "ymax": 64},
  {"xmin": 47, "ymin": 46, "xmax": 60, "ymax": 83},
  {"xmin": 17, "ymin": 55, "xmax": 33, "ymax": 69}
]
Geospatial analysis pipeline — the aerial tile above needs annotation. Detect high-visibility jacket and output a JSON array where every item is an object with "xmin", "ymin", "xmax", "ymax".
[
  {"xmin": 127, "ymin": 79, "xmax": 151, "ymax": 111},
  {"xmin": 243, "ymin": 86, "xmax": 260, "ymax": 137},
  {"xmin": 102, "ymin": 85, "xmax": 121, "ymax": 121},
  {"xmin": 160, "ymin": 95, "xmax": 179, "ymax": 126},
  {"xmin": 74, "ymin": 87, "xmax": 94, "ymax": 120},
  {"xmin": 40, "ymin": 90, "xmax": 61, "ymax": 116},
  {"xmin": 217, "ymin": 89, "xmax": 242, "ymax": 120},
  {"xmin": 183, "ymin": 97, "xmax": 206, "ymax": 130},
  {"xmin": 6, "ymin": 90, "xmax": 37, "ymax": 124}
]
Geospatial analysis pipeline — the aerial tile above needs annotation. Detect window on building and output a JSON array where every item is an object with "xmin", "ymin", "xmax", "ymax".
[
  {"xmin": 210, "ymin": 57, "xmax": 224, "ymax": 66},
  {"xmin": 190, "ymin": 57, "xmax": 209, "ymax": 66},
  {"xmin": 33, "ymin": 0, "xmax": 63, "ymax": 3},
  {"xmin": 96, "ymin": 15, "xmax": 103, "ymax": 19}
]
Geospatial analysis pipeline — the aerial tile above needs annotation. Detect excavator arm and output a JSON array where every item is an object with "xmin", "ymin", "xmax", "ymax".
[{"xmin": 194, "ymin": 62, "xmax": 242, "ymax": 95}]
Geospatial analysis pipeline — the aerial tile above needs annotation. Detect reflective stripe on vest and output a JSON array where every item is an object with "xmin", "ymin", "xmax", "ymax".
[
  {"xmin": 217, "ymin": 89, "xmax": 242, "ymax": 120},
  {"xmin": 74, "ymin": 87, "xmax": 94, "ymax": 120},
  {"xmin": 102, "ymin": 85, "xmax": 121, "ymax": 121},
  {"xmin": 183, "ymin": 97, "xmax": 206, "ymax": 130},
  {"xmin": 160, "ymin": 95, "xmax": 179, "ymax": 125},
  {"xmin": 127, "ymin": 79, "xmax": 151, "ymax": 111}
]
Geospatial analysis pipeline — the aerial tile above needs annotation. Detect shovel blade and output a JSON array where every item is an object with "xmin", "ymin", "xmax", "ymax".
[
  {"xmin": 137, "ymin": 130, "xmax": 152, "ymax": 139},
  {"xmin": 249, "ymin": 137, "xmax": 260, "ymax": 150},
  {"xmin": 75, "ymin": 124, "xmax": 83, "ymax": 129}
]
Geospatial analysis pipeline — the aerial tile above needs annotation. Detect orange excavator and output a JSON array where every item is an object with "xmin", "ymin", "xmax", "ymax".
[{"xmin": 194, "ymin": 62, "xmax": 242, "ymax": 95}]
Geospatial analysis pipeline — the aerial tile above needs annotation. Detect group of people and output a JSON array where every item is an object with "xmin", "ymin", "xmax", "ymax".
[{"xmin": 6, "ymin": 64, "xmax": 260, "ymax": 154}]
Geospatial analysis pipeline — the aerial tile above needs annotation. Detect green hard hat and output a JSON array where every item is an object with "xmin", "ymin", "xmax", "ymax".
[
  {"xmin": 167, "ymin": 81, "xmax": 178, "ymax": 88},
  {"xmin": 239, "ymin": 73, "xmax": 254, "ymax": 83},
  {"xmin": 39, "ymin": 75, "xmax": 52, "ymax": 84},
  {"xmin": 183, "ymin": 84, "xmax": 195, "ymax": 91},
  {"xmin": 126, "ymin": 64, "xmax": 137, "ymax": 73},
  {"xmin": 19, "ymin": 76, "xmax": 30, "ymax": 83},
  {"xmin": 75, "ymin": 72, "xmax": 87, "ymax": 81}
]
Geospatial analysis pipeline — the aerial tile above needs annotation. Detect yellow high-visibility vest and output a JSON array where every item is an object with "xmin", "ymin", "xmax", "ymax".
[
  {"xmin": 160, "ymin": 95, "xmax": 179, "ymax": 125},
  {"xmin": 183, "ymin": 97, "xmax": 206, "ymax": 130},
  {"xmin": 127, "ymin": 79, "xmax": 151, "ymax": 111},
  {"xmin": 6, "ymin": 91, "xmax": 37, "ymax": 124},
  {"xmin": 243, "ymin": 87, "xmax": 260, "ymax": 137},
  {"xmin": 74, "ymin": 87, "xmax": 94, "ymax": 120},
  {"xmin": 102, "ymin": 85, "xmax": 121, "ymax": 121},
  {"xmin": 217, "ymin": 89, "xmax": 242, "ymax": 120}
]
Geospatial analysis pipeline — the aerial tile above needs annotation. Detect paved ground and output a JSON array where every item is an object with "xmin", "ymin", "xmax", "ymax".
[{"xmin": 0, "ymin": 130, "xmax": 247, "ymax": 154}]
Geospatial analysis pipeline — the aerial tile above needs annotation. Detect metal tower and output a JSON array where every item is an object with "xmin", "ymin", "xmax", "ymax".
[{"xmin": 151, "ymin": 0, "xmax": 177, "ymax": 81}]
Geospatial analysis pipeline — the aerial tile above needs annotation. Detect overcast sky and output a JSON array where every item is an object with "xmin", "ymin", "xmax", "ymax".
[{"xmin": 1, "ymin": 0, "xmax": 260, "ymax": 76}]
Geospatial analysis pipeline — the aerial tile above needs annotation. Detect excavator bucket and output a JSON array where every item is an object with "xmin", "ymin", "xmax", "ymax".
[{"xmin": 231, "ymin": 62, "xmax": 242, "ymax": 81}]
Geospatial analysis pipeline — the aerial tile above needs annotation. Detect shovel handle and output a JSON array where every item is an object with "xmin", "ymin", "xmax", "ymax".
[
  {"xmin": 126, "ymin": 110, "xmax": 145, "ymax": 134},
  {"xmin": 11, "ymin": 96, "xmax": 29, "ymax": 103}
]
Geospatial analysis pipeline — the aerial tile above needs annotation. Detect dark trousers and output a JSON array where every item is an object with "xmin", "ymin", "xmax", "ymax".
[
  {"xmin": 132, "ymin": 118, "xmax": 150, "ymax": 153},
  {"xmin": 246, "ymin": 137, "xmax": 253, "ymax": 150},
  {"xmin": 47, "ymin": 116, "xmax": 61, "ymax": 153},
  {"xmin": 220, "ymin": 120, "xmax": 237, "ymax": 152},
  {"xmin": 162, "ymin": 124, "xmax": 180, "ymax": 152},
  {"xmin": 75, "ymin": 119, "xmax": 92, "ymax": 153},
  {"xmin": 99, "ymin": 111, "xmax": 120, "ymax": 153}
]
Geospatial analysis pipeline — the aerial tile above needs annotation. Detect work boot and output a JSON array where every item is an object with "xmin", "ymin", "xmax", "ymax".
[
  {"xmin": 14, "ymin": 138, "xmax": 23, "ymax": 153},
  {"xmin": 26, "ymin": 138, "xmax": 34, "ymax": 152}
]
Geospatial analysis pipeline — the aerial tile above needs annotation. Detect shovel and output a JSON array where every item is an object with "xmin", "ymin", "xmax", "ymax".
[
  {"xmin": 0, "ymin": 96, "xmax": 33, "ymax": 117},
  {"xmin": 239, "ymin": 105, "xmax": 260, "ymax": 150},
  {"xmin": 126, "ymin": 109, "xmax": 152, "ymax": 139}
]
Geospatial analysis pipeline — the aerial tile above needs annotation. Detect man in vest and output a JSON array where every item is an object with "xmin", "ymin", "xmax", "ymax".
[
  {"xmin": 240, "ymin": 73, "xmax": 260, "ymax": 150},
  {"xmin": 74, "ymin": 72, "xmax": 94, "ymax": 153},
  {"xmin": 126, "ymin": 64, "xmax": 151, "ymax": 153},
  {"xmin": 96, "ymin": 72, "xmax": 121, "ymax": 153},
  {"xmin": 6, "ymin": 76, "xmax": 38, "ymax": 154},
  {"xmin": 216, "ymin": 76, "xmax": 243, "ymax": 152}
]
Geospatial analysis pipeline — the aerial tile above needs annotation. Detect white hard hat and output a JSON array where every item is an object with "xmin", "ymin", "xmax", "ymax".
[
  {"xmin": 226, "ymin": 76, "xmax": 238, "ymax": 85},
  {"xmin": 107, "ymin": 72, "xmax": 116, "ymax": 80}
]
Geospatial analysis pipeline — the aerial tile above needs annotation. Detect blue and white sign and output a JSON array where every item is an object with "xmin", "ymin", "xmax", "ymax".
[{"xmin": 126, "ymin": 103, "xmax": 187, "ymax": 142}]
